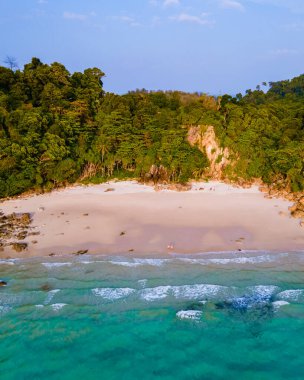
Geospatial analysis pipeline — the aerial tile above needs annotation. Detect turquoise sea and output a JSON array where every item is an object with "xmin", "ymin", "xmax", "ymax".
[{"xmin": 1, "ymin": 251, "xmax": 304, "ymax": 380}]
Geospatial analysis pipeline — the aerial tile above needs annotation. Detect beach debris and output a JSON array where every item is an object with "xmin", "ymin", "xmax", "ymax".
[
  {"xmin": 32, "ymin": 240, "xmax": 38, "ymax": 244},
  {"xmin": 74, "ymin": 249, "xmax": 88, "ymax": 255},
  {"xmin": 128, "ymin": 249, "xmax": 134, "ymax": 252},
  {"xmin": 0, "ymin": 280, "xmax": 7, "ymax": 287},
  {"xmin": 235, "ymin": 237, "xmax": 245, "ymax": 243},
  {"xmin": 120, "ymin": 231, "xmax": 126, "ymax": 236},
  {"xmin": 49, "ymin": 253, "xmax": 56, "ymax": 256},
  {"xmin": 28, "ymin": 231, "xmax": 40, "ymax": 236},
  {"xmin": 83, "ymin": 213, "xmax": 89, "ymax": 216},
  {"xmin": 38, "ymin": 207, "xmax": 45, "ymax": 211},
  {"xmin": 105, "ymin": 188, "xmax": 115, "ymax": 192}
]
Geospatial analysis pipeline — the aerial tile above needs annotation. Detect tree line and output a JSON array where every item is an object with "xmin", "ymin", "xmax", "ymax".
[{"xmin": 0, "ymin": 57, "xmax": 303, "ymax": 198}]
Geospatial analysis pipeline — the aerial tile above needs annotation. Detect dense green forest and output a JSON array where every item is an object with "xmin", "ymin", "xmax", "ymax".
[{"xmin": 0, "ymin": 57, "xmax": 303, "ymax": 198}]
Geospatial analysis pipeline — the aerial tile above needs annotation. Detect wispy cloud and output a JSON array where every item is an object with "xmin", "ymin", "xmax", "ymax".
[
  {"xmin": 37, "ymin": 0, "xmax": 48, "ymax": 4},
  {"xmin": 170, "ymin": 12, "xmax": 213, "ymax": 25},
  {"xmin": 164, "ymin": 0, "xmax": 180, "ymax": 7},
  {"xmin": 63, "ymin": 12, "xmax": 88, "ymax": 21},
  {"xmin": 220, "ymin": 0, "xmax": 245, "ymax": 11},
  {"xmin": 114, "ymin": 15, "xmax": 141, "ymax": 27},
  {"xmin": 270, "ymin": 48, "xmax": 299, "ymax": 56},
  {"xmin": 149, "ymin": 0, "xmax": 180, "ymax": 7}
]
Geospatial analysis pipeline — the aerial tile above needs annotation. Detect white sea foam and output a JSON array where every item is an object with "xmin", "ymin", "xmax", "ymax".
[
  {"xmin": 209, "ymin": 255, "xmax": 276, "ymax": 265},
  {"xmin": 140, "ymin": 286, "xmax": 172, "ymax": 301},
  {"xmin": 92, "ymin": 287, "xmax": 135, "ymax": 300},
  {"xmin": 140, "ymin": 284, "xmax": 227, "ymax": 302},
  {"xmin": 247, "ymin": 285, "xmax": 279, "ymax": 299},
  {"xmin": 272, "ymin": 301, "xmax": 290, "ymax": 310},
  {"xmin": 51, "ymin": 303, "xmax": 67, "ymax": 311},
  {"xmin": 0, "ymin": 305, "xmax": 11, "ymax": 314},
  {"xmin": 176, "ymin": 310, "xmax": 203, "ymax": 321},
  {"xmin": 138, "ymin": 279, "xmax": 148, "ymax": 288},
  {"xmin": 134, "ymin": 258, "xmax": 170, "ymax": 267},
  {"xmin": 109, "ymin": 261, "xmax": 143, "ymax": 268},
  {"xmin": 42, "ymin": 262, "xmax": 72, "ymax": 268},
  {"xmin": 179, "ymin": 255, "xmax": 277, "ymax": 266},
  {"xmin": 79, "ymin": 260, "xmax": 104, "ymax": 265},
  {"xmin": 44, "ymin": 289, "xmax": 60, "ymax": 305},
  {"xmin": 172, "ymin": 284, "xmax": 226, "ymax": 299},
  {"xmin": 0, "ymin": 259, "xmax": 15, "ymax": 266},
  {"xmin": 35, "ymin": 304, "xmax": 44, "ymax": 309},
  {"xmin": 277, "ymin": 289, "xmax": 304, "ymax": 302}
]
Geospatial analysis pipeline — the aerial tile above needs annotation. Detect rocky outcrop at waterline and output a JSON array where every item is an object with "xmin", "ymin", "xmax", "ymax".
[{"xmin": 0, "ymin": 211, "xmax": 33, "ymax": 252}]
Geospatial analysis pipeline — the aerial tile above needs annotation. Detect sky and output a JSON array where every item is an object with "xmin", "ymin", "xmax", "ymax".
[{"xmin": 0, "ymin": 0, "xmax": 303, "ymax": 95}]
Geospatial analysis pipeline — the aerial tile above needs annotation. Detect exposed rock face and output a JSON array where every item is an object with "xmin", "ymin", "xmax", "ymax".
[
  {"xmin": 146, "ymin": 165, "xmax": 168, "ymax": 184},
  {"xmin": 0, "ymin": 211, "xmax": 32, "ymax": 252},
  {"xmin": 290, "ymin": 196, "xmax": 304, "ymax": 219},
  {"xmin": 187, "ymin": 125, "xmax": 230, "ymax": 179}
]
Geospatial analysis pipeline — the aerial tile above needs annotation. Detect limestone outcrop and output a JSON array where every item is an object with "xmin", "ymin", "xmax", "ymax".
[{"xmin": 187, "ymin": 125, "xmax": 230, "ymax": 179}]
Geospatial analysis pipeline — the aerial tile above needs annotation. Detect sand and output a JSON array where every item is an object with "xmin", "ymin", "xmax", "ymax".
[{"xmin": 0, "ymin": 181, "xmax": 303, "ymax": 258}]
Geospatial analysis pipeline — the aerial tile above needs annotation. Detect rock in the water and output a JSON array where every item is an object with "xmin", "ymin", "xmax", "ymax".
[
  {"xmin": 0, "ymin": 280, "xmax": 7, "ymax": 287},
  {"xmin": 215, "ymin": 294, "xmax": 274, "ymax": 322},
  {"xmin": 40, "ymin": 284, "xmax": 52, "ymax": 291}
]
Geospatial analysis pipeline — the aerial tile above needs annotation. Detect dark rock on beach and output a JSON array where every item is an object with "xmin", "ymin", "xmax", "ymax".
[
  {"xmin": 0, "ymin": 211, "xmax": 33, "ymax": 251},
  {"xmin": 74, "ymin": 249, "xmax": 89, "ymax": 255},
  {"xmin": 10, "ymin": 242, "xmax": 28, "ymax": 252}
]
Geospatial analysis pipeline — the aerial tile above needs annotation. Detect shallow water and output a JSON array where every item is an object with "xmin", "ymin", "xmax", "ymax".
[{"xmin": 1, "ymin": 251, "xmax": 304, "ymax": 379}]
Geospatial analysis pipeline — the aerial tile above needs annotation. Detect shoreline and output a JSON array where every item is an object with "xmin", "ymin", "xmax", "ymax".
[{"xmin": 1, "ymin": 181, "xmax": 303, "ymax": 259}]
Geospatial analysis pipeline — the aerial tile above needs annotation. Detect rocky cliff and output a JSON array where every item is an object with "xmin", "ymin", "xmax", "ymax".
[{"xmin": 187, "ymin": 125, "xmax": 230, "ymax": 179}]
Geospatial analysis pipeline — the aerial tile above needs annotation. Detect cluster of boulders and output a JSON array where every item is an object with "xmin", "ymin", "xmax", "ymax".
[
  {"xmin": 289, "ymin": 196, "xmax": 304, "ymax": 227},
  {"xmin": 0, "ymin": 211, "xmax": 34, "ymax": 252},
  {"xmin": 258, "ymin": 184, "xmax": 304, "ymax": 227}
]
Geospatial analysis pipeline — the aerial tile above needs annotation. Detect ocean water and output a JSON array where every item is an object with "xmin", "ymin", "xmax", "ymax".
[{"xmin": 1, "ymin": 251, "xmax": 304, "ymax": 380}]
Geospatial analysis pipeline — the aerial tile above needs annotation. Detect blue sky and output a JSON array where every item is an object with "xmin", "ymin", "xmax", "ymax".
[{"xmin": 0, "ymin": 0, "xmax": 303, "ymax": 95}]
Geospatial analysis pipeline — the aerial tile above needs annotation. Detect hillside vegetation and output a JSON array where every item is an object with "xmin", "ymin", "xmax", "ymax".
[{"xmin": 0, "ymin": 58, "xmax": 303, "ymax": 198}]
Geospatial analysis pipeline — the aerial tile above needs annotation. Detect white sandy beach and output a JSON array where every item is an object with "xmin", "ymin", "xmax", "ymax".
[{"xmin": 0, "ymin": 181, "xmax": 303, "ymax": 258}]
